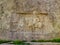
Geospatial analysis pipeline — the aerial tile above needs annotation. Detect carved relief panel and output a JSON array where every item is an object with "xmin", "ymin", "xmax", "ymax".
[{"xmin": 16, "ymin": 12, "xmax": 54, "ymax": 40}]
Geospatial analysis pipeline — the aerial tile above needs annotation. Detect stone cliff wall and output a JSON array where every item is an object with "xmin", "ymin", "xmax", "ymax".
[{"xmin": 0, "ymin": 0, "xmax": 60, "ymax": 41}]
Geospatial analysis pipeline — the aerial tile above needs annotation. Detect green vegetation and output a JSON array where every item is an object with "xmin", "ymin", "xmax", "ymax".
[
  {"xmin": 0, "ymin": 40, "xmax": 30, "ymax": 45},
  {"xmin": 9, "ymin": 40, "xmax": 30, "ymax": 45},
  {"xmin": 0, "ymin": 38, "xmax": 60, "ymax": 44},
  {"xmin": 0, "ymin": 40, "xmax": 11, "ymax": 44},
  {"xmin": 31, "ymin": 38, "xmax": 60, "ymax": 42},
  {"xmin": 9, "ymin": 40, "xmax": 27, "ymax": 44},
  {"xmin": 14, "ymin": 43, "xmax": 30, "ymax": 45},
  {"xmin": 51, "ymin": 38, "xmax": 60, "ymax": 42}
]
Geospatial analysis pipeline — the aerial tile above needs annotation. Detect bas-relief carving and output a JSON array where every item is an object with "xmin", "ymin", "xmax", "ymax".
[
  {"xmin": 15, "ymin": 13, "xmax": 54, "ymax": 40},
  {"xmin": 0, "ymin": 0, "xmax": 60, "ymax": 40},
  {"xmin": 18, "ymin": 15, "xmax": 54, "ymax": 33}
]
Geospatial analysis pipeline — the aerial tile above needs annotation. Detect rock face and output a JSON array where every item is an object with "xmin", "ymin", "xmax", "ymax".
[{"xmin": 0, "ymin": 0, "xmax": 60, "ymax": 40}]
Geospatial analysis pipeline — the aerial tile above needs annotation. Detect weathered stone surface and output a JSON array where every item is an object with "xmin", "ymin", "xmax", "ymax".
[{"xmin": 0, "ymin": 0, "xmax": 60, "ymax": 40}]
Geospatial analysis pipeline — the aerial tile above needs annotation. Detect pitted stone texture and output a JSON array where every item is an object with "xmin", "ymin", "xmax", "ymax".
[{"xmin": 0, "ymin": 0, "xmax": 60, "ymax": 40}]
